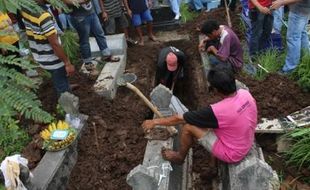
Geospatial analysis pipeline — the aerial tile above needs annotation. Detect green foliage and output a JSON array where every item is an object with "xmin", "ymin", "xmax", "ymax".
[
  {"xmin": 283, "ymin": 128, "xmax": 310, "ymax": 170},
  {"xmin": 254, "ymin": 49, "xmax": 285, "ymax": 80},
  {"xmin": 60, "ymin": 30, "xmax": 80, "ymax": 65},
  {"xmin": 0, "ymin": 184, "xmax": 4, "ymax": 190},
  {"xmin": 55, "ymin": 103, "xmax": 66, "ymax": 119},
  {"xmin": 180, "ymin": 3, "xmax": 199, "ymax": 23},
  {"xmin": 0, "ymin": 117, "xmax": 30, "ymax": 161},
  {"xmin": 291, "ymin": 52, "xmax": 310, "ymax": 91},
  {"xmin": 0, "ymin": 0, "xmax": 71, "ymax": 14}
]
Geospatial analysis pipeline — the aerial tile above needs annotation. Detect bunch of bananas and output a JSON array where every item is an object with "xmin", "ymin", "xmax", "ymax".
[{"xmin": 40, "ymin": 121, "xmax": 70, "ymax": 141}]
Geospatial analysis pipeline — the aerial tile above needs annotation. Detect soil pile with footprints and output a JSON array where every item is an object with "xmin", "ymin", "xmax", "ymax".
[{"xmin": 20, "ymin": 7, "xmax": 310, "ymax": 190}]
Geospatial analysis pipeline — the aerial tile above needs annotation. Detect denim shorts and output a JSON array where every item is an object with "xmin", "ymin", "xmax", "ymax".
[
  {"xmin": 132, "ymin": 9, "xmax": 153, "ymax": 27},
  {"xmin": 197, "ymin": 130, "xmax": 217, "ymax": 152}
]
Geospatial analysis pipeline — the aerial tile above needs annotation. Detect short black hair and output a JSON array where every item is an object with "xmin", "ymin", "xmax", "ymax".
[
  {"xmin": 207, "ymin": 64, "xmax": 236, "ymax": 95},
  {"xmin": 201, "ymin": 20, "xmax": 220, "ymax": 35}
]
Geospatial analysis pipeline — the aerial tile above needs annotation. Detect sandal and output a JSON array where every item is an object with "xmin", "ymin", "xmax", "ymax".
[{"xmin": 102, "ymin": 55, "xmax": 120, "ymax": 62}]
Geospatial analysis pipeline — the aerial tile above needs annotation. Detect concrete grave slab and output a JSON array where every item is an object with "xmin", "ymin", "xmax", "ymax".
[
  {"xmin": 93, "ymin": 54, "xmax": 126, "ymax": 99},
  {"xmin": 89, "ymin": 34, "xmax": 127, "ymax": 56},
  {"xmin": 155, "ymin": 31, "xmax": 189, "ymax": 42},
  {"xmin": 127, "ymin": 94, "xmax": 193, "ymax": 190}
]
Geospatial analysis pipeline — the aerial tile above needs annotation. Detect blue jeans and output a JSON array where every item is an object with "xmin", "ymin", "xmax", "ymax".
[
  {"xmin": 49, "ymin": 66, "xmax": 70, "ymax": 96},
  {"xmin": 169, "ymin": 0, "xmax": 181, "ymax": 15},
  {"xmin": 58, "ymin": 13, "xmax": 74, "ymax": 31},
  {"xmin": 209, "ymin": 55, "xmax": 233, "ymax": 71},
  {"xmin": 190, "ymin": 0, "xmax": 208, "ymax": 11},
  {"xmin": 282, "ymin": 11, "xmax": 310, "ymax": 73},
  {"xmin": 249, "ymin": 9, "xmax": 273, "ymax": 56},
  {"xmin": 272, "ymin": 6, "xmax": 284, "ymax": 34},
  {"xmin": 70, "ymin": 13, "xmax": 111, "ymax": 63}
]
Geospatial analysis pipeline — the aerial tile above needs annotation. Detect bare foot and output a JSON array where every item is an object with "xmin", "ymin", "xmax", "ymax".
[
  {"xmin": 148, "ymin": 35, "xmax": 158, "ymax": 42},
  {"xmin": 138, "ymin": 40, "xmax": 144, "ymax": 46},
  {"xmin": 161, "ymin": 147, "xmax": 184, "ymax": 164}
]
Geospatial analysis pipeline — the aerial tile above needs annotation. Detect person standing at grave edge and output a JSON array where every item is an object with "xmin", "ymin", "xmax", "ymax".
[
  {"xmin": 123, "ymin": 0, "xmax": 157, "ymax": 46},
  {"xmin": 248, "ymin": 0, "xmax": 273, "ymax": 57},
  {"xmin": 20, "ymin": 1, "xmax": 75, "ymax": 96},
  {"xmin": 64, "ymin": 0, "xmax": 120, "ymax": 73},
  {"xmin": 169, "ymin": 0, "xmax": 182, "ymax": 20},
  {"xmin": 271, "ymin": 0, "xmax": 310, "ymax": 74}
]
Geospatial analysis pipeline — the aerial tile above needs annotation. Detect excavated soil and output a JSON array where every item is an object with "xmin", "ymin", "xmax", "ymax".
[{"xmin": 21, "ymin": 7, "xmax": 310, "ymax": 190}]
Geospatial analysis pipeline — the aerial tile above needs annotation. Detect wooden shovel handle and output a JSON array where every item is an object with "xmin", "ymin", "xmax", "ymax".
[
  {"xmin": 126, "ymin": 83, "xmax": 163, "ymax": 117},
  {"xmin": 125, "ymin": 83, "xmax": 178, "ymax": 135}
]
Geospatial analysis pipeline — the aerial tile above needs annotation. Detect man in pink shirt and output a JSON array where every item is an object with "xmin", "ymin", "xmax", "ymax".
[{"xmin": 142, "ymin": 65, "xmax": 258, "ymax": 163}]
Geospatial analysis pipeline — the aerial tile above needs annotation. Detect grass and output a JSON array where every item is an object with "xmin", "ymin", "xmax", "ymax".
[
  {"xmin": 291, "ymin": 51, "xmax": 310, "ymax": 92},
  {"xmin": 180, "ymin": 3, "xmax": 199, "ymax": 23},
  {"xmin": 283, "ymin": 128, "xmax": 310, "ymax": 170},
  {"xmin": 254, "ymin": 49, "xmax": 285, "ymax": 80}
]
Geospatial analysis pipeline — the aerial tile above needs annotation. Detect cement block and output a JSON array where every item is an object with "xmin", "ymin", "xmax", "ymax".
[
  {"xmin": 127, "ymin": 165, "xmax": 158, "ymax": 190},
  {"xmin": 127, "ymin": 95, "xmax": 193, "ymax": 190},
  {"xmin": 90, "ymin": 34, "xmax": 127, "ymax": 56},
  {"xmin": 219, "ymin": 144, "xmax": 279, "ymax": 190},
  {"xmin": 58, "ymin": 92, "xmax": 79, "ymax": 116},
  {"xmin": 93, "ymin": 54, "xmax": 126, "ymax": 99},
  {"xmin": 31, "ymin": 114, "xmax": 88, "ymax": 190},
  {"xmin": 150, "ymin": 84, "xmax": 173, "ymax": 109}
]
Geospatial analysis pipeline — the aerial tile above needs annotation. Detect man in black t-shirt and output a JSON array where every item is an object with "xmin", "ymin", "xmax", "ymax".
[{"xmin": 155, "ymin": 46, "xmax": 185, "ymax": 90}]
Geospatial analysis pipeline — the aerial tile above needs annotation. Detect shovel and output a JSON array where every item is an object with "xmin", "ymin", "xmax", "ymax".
[{"xmin": 117, "ymin": 73, "xmax": 178, "ymax": 139}]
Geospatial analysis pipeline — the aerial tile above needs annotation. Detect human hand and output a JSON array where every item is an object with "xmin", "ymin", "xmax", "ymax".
[
  {"xmin": 141, "ymin": 120, "xmax": 156, "ymax": 133},
  {"xmin": 65, "ymin": 63, "xmax": 75, "ymax": 76},
  {"xmin": 198, "ymin": 40, "xmax": 207, "ymax": 51},
  {"xmin": 127, "ymin": 9, "xmax": 132, "ymax": 18},
  {"xmin": 258, "ymin": 6, "xmax": 271, "ymax": 14},
  {"xmin": 147, "ymin": 0, "xmax": 153, "ymax": 8},
  {"xmin": 102, "ymin": 11, "xmax": 108, "ymax": 22},
  {"xmin": 207, "ymin": 45, "xmax": 216, "ymax": 54},
  {"xmin": 270, "ymin": 0, "xmax": 283, "ymax": 10}
]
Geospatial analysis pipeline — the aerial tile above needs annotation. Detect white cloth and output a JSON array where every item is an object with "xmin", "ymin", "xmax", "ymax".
[{"xmin": 0, "ymin": 154, "xmax": 31, "ymax": 190}]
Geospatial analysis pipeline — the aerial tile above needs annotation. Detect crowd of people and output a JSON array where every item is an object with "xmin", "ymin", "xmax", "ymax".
[{"xmin": 0, "ymin": 0, "xmax": 309, "ymax": 165}]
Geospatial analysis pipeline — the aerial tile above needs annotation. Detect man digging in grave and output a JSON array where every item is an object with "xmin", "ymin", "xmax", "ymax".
[
  {"xmin": 155, "ymin": 46, "xmax": 185, "ymax": 90},
  {"xmin": 198, "ymin": 20, "xmax": 243, "ymax": 73},
  {"xmin": 142, "ymin": 65, "xmax": 258, "ymax": 164}
]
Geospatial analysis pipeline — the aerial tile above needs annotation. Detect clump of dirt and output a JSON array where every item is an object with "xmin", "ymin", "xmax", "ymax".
[{"xmin": 237, "ymin": 73, "xmax": 310, "ymax": 119}]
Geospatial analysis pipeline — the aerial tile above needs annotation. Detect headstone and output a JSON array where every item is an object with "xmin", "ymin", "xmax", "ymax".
[
  {"xmin": 127, "ymin": 165, "xmax": 158, "ymax": 190},
  {"xmin": 150, "ymin": 84, "xmax": 173, "ymax": 109},
  {"xmin": 58, "ymin": 92, "xmax": 79, "ymax": 115},
  {"xmin": 220, "ymin": 144, "xmax": 279, "ymax": 190}
]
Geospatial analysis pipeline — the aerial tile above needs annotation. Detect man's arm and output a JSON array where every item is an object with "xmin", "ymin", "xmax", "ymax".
[
  {"xmin": 99, "ymin": 0, "xmax": 108, "ymax": 21},
  {"xmin": 123, "ymin": 0, "xmax": 132, "ymax": 17},
  {"xmin": 250, "ymin": 0, "xmax": 271, "ymax": 14},
  {"xmin": 47, "ymin": 34, "xmax": 75, "ymax": 75},
  {"xmin": 142, "ymin": 114, "xmax": 185, "ymax": 132},
  {"xmin": 271, "ymin": 0, "xmax": 301, "ymax": 9},
  {"xmin": 198, "ymin": 36, "xmax": 210, "ymax": 51}
]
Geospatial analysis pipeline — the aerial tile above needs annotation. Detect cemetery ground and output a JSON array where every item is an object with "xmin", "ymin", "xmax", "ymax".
[{"xmin": 14, "ymin": 7, "xmax": 310, "ymax": 190}]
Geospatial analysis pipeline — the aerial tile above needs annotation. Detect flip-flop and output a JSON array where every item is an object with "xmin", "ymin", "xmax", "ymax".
[{"xmin": 102, "ymin": 56, "xmax": 120, "ymax": 62}]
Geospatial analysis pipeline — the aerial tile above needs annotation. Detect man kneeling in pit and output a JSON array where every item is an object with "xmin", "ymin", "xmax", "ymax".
[{"xmin": 142, "ymin": 64, "xmax": 258, "ymax": 164}]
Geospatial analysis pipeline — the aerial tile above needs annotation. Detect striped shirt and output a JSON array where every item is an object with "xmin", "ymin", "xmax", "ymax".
[
  {"xmin": 103, "ymin": 0, "xmax": 122, "ymax": 18},
  {"xmin": 21, "ymin": 7, "xmax": 64, "ymax": 70}
]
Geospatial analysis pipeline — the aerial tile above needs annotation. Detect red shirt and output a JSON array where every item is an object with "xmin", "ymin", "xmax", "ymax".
[{"xmin": 248, "ymin": 0, "xmax": 272, "ymax": 9}]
